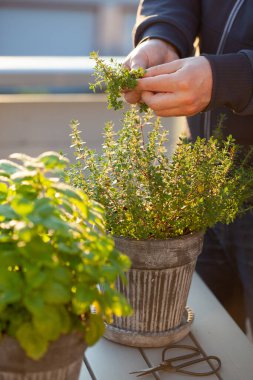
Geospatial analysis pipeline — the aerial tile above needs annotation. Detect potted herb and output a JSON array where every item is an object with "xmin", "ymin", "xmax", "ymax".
[
  {"xmin": 66, "ymin": 54, "xmax": 252, "ymax": 347},
  {"xmin": 68, "ymin": 106, "xmax": 252, "ymax": 348},
  {"xmin": 0, "ymin": 151, "xmax": 131, "ymax": 379}
]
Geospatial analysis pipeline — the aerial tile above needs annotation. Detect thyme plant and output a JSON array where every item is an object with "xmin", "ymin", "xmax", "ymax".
[
  {"xmin": 67, "ymin": 107, "xmax": 253, "ymax": 239},
  {"xmin": 90, "ymin": 51, "xmax": 148, "ymax": 112}
]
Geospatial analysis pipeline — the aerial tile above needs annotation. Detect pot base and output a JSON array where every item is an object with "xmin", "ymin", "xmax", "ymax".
[{"xmin": 104, "ymin": 307, "xmax": 194, "ymax": 348}]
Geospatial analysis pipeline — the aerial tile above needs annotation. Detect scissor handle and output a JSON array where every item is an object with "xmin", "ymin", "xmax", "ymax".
[
  {"xmin": 170, "ymin": 355, "xmax": 222, "ymax": 377},
  {"xmin": 162, "ymin": 344, "xmax": 201, "ymax": 361}
]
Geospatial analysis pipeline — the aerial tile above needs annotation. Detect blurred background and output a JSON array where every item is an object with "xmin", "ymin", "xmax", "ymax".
[{"xmin": 0, "ymin": 0, "xmax": 186, "ymax": 158}]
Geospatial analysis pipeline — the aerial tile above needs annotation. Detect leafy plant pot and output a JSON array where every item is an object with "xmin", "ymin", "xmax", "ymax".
[
  {"xmin": 0, "ymin": 333, "xmax": 86, "ymax": 380},
  {"xmin": 104, "ymin": 232, "xmax": 204, "ymax": 347}
]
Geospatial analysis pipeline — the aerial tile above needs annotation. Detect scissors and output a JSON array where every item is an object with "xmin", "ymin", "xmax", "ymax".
[{"xmin": 130, "ymin": 344, "xmax": 221, "ymax": 377}]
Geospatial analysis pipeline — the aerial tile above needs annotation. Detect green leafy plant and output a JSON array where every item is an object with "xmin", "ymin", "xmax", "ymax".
[
  {"xmin": 90, "ymin": 51, "xmax": 148, "ymax": 112},
  {"xmin": 0, "ymin": 151, "xmax": 131, "ymax": 360},
  {"xmin": 67, "ymin": 107, "xmax": 253, "ymax": 239}
]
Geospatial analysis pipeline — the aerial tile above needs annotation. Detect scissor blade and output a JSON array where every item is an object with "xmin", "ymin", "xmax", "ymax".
[{"xmin": 130, "ymin": 364, "xmax": 167, "ymax": 377}]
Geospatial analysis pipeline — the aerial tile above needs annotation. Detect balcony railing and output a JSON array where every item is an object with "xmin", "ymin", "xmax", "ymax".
[
  {"xmin": 0, "ymin": 56, "xmax": 187, "ymax": 160},
  {"xmin": 0, "ymin": 56, "xmax": 125, "ymax": 94}
]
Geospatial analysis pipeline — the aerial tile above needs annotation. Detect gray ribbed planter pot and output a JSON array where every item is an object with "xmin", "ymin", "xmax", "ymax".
[
  {"xmin": 0, "ymin": 333, "xmax": 86, "ymax": 380},
  {"xmin": 104, "ymin": 232, "xmax": 203, "ymax": 347}
]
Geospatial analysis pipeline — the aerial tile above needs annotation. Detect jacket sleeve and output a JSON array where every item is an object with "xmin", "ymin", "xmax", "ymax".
[
  {"xmin": 204, "ymin": 50, "xmax": 253, "ymax": 115},
  {"xmin": 133, "ymin": 0, "xmax": 201, "ymax": 58}
]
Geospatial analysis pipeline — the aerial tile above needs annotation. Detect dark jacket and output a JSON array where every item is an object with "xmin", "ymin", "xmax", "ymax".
[{"xmin": 133, "ymin": 0, "xmax": 253, "ymax": 145}]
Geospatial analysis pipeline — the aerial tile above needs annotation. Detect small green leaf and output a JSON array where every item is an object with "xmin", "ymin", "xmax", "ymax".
[
  {"xmin": 32, "ymin": 305, "xmax": 62, "ymax": 341},
  {"xmin": 0, "ymin": 183, "xmax": 8, "ymax": 202},
  {"xmin": 52, "ymin": 182, "xmax": 83, "ymax": 202},
  {"xmin": 57, "ymin": 305, "xmax": 71, "ymax": 334},
  {"xmin": 9, "ymin": 153, "xmax": 34, "ymax": 162},
  {"xmin": 0, "ymin": 289, "xmax": 21, "ymax": 307},
  {"xmin": 85, "ymin": 313, "xmax": 105, "ymax": 346},
  {"xmin": 73, "ymin": 285, "xmax": 99, "ymax": 308},
  {"xmin": 42, "ymin": 281, "xmax": 71, "ymax": 304},
  {"xmin": 52, "ymin": 267, "xmax": 72, "ymax": 285},
  {"xmin": 11, "ymin": 170, "xmax": 38, "ymax": 182},
  {"xmin": 21, "ymin": 238, "xmax": 54, "ymax": 265},
  {"xmin": 0, "ymin": 204, "xmax": 18, "ymax": 220},
  {"xmin": 0, "ymin": 160, "xmax": 23, "ymax": 176},
  {"xmin": 0, "ymin": 269, "xmax": 23, "ymax": 306},
  {"xmin": 24, "ymin": 267, "xmax": 49, "ymax": 289},
  {"xmin": 24, "ymin": 291, "xmax": 45, "ymax": 315},
  {"xmin": 7, "ymin": 309, "xmax": 30, "ymax": 338},
  {"xmin": 110, "ymin": 293, "xmax": 133, "ymax": 317},
  {"xmin": 0, "ymin": 247, "xmax": 21, "ymax": 267},
  {"xmin": 16, "ymin": 322, "xmax": 48, "ymax": 360},
  {"xmin": 11, "ymin": 196, "xmax": 34, "ymax": 216},
  {"xmin": 32, "ymin": 198, "xmax": 55, "ymax": 217},
  {"xmin": 37, "ymin": 151, "xmax": 69, "ymax": 169}
]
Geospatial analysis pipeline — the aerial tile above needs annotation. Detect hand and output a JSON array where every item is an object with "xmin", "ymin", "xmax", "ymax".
[
  {"xmin": 136, "ymin": 56, "xmax": 213, "ymax": 116},
  {"xmin": 123, "ymin": 39, "xmax": 179, "ymax": 104}
]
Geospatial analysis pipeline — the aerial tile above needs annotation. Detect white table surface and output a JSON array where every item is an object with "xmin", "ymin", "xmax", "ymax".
[{"xmin": 80, "ymin": 273, "xmax": 253, "ymax": 380}]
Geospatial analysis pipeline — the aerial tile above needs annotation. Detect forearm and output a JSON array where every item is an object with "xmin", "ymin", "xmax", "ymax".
[
  {"xmin": 134, "ymin": 0, "xmax": 201, "ymax": 57},
  {"xmin": 204, "ymin": 51, "xmax": 253, "ymax": 115}
]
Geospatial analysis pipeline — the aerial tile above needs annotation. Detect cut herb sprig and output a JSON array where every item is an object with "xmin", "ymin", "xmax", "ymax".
[{"xmin": 89, "ymin": 51, "xmax": 148, "ymax": 112}]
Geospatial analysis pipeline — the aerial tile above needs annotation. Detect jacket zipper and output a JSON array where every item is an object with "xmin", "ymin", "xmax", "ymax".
[{"xmin": 203, "ymin": 0, "xmax": 245, "ymax": 139}]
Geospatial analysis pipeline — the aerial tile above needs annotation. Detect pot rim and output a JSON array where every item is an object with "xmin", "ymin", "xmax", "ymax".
[{"xmin": 113, "ymin": 230, "xmax": 204, "ymax": 243}]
